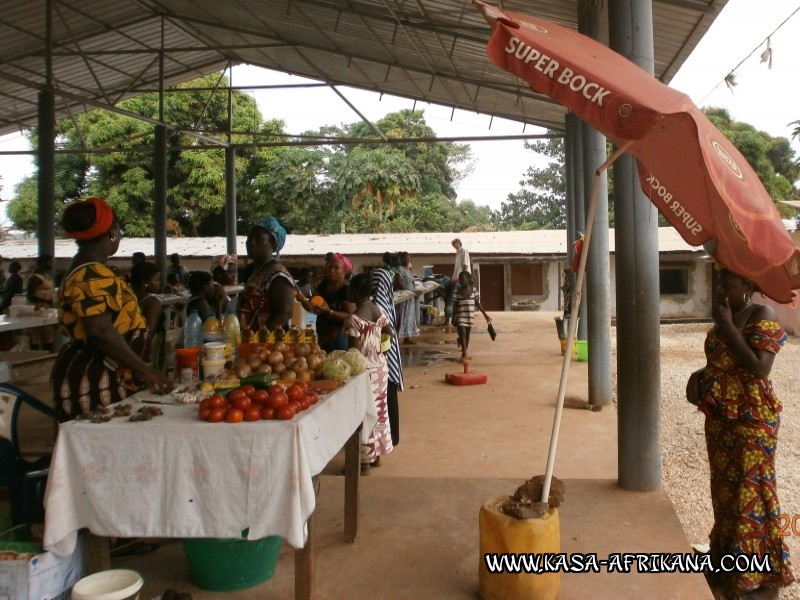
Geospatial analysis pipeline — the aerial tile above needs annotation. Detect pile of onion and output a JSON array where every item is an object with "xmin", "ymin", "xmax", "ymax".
[{"xmin": 230, "ymin": 342, "xmax": 327, "ymax": 381}]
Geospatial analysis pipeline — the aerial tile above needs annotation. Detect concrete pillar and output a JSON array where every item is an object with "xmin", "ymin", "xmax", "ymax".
[
  {"xmin": 38, "ymin": 0, "xmax": 55, "ymax": 262},
  {"xmin": 153, "ymin": 125, "xmax": 168, "ymax": 280},
  {"xmin": 609, "ymin": 0, "xmax": 662, "ymax": 491},
  {"xmin": 225, "ymin": 147, "xmax": 237, "ymax": 256},
  {"xmin": 37, "ymin": 91, "xmax": 56, "ymax": 261},
  {"xmin": 578, "ymin": 0, "xmax": 613, "ymax": 407}
]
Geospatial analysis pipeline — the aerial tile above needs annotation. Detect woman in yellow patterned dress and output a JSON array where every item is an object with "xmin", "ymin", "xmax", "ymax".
[
  {"xmin": 51, "ymin": 197, "xmax": 171, "ymax": 422},
  {"xmin": 687, "ymin": 268, "xmax": 794, "ymax": 600}
]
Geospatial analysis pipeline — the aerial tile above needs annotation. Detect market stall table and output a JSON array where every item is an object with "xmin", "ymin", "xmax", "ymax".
[
  {"xmin": 0, "ymin": 312, "xmax": 58, "ymax": 334},
  {"xmin": 43, "ymin": 372, "xmax": 376, "ymax": 598}
]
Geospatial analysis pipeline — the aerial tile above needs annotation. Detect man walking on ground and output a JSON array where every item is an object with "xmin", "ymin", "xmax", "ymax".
[{"xmin": 443, "ymin": 238, "xmax": 471, "ymax": 327}]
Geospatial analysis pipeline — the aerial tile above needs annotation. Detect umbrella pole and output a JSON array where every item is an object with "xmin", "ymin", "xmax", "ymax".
[{"xmin": 540, "ymin": 142, "xmax": 632, "ymax": 503}]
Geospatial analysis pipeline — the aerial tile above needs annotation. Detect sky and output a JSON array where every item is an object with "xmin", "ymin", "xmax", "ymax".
[{"xmin": 0, "ymin": 0, "xmax": 798, "ymax": 225}]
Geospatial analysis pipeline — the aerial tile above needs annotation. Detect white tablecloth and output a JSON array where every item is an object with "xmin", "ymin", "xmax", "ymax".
[{"xmin": 43, "ymin": 372, "xmax": 376, "ymax": 557}]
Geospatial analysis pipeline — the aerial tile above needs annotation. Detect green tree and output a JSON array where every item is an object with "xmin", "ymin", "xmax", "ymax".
[
  {"xmin": 706, "ymin": 108, "xmax": 798, "ymax": 212},
  {"xmin": 388, "ymin": 194, "xmax": 493, "ymax": 232},
  {"xmin": 345, "ymin": 109, "xmax": 472, "ymax": 199},
  {"xmin": 328, "ymin": 147, "xmax": 421, "ymax": 232},
  {"xmin": 499, "ymin": 137, "xmax": 566, "ymax": 230},
  {"xmin": 501, "ymin": 110, "xmax": 799, "ymax": 230},
  {"xmin": 6, "ymin": 85, "xmax": 491, "ymax": 236},
  {"xmin": 7, "ymin": 73, "xmax": 271, "ymax": 236}
]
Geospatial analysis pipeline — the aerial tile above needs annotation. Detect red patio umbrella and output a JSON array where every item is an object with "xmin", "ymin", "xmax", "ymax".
[
  {"xmin": 474, "ymin": 0, "xmax": 800, "ymax": 502},
  {"xmin": 475, "ymin": 0, "xmax": 800, "ymax": 303}
]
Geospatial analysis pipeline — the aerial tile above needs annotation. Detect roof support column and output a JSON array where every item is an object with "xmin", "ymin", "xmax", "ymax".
[
  {"xmin": 154, "ymin": 125, "xmax": 168, "ymax": 279},
  {"xmin": 37, "ymin": 0, "xmax": 55, "ymax": 261},
  {"xmin": 37, "ymin": 91, "xmax": 56, "ymax": 261},
  {"xmin": 225, "ymin": 66, "xmax": 237, "ymax": 258},
  {"xmin": 154, "ymin": 19, "xmax": 167, "ymax": 281},
  {"xmin": 578, "ymin": 0, "xmax": 612, "ymax": 408},
  {"xmin": 609, "ymin": 0, "xmax": 662, "ymax": 491},
  {"xmin": 225, "ymin": 147, "xmax": 237, "ymax": 257}
]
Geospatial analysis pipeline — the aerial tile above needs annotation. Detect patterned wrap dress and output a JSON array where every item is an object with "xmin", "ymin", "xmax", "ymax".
[
  {"xmin": 697, "ymin": 319, "xmax": 795, "ymax": 595},
  {"xmin": 395, "ymin": 265, "xmax": 419, "ymax": 340},
  {"xmin": 51, "ymin": 263, "xmax": 149, "ymax": 422},
  {"xmin": 237, "ymin": 261, "xmax": 296, "ymax": 333},
  {"xmin": 345, "ymin": 309, "xmax": 392, "ymax": 463}
]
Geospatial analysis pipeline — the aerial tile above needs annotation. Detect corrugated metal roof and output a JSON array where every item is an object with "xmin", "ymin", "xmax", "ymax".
[
  {"xmin": 0, "ymin": 0, "xmax": 727, "ymax": 137},
  {"xmin": 0, "ymin": 228, "xmax": 698, "ymax": 260}
]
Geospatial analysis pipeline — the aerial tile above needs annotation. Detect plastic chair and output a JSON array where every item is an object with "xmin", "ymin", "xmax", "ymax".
[{"xmin": 0, "ymin": 383, "xmax": 55, "ymax": 526}]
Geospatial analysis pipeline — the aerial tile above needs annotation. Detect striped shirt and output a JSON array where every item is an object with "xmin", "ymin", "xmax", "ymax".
[{"xmin": 371, "ymin": 267, "xmax": 404, "ymax": 391}]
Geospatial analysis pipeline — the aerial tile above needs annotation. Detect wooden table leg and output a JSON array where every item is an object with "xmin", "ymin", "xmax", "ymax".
[
  {"xmin": 343, "ymin": 425, "xmax": 361, "ymax": 543},
  {"xmin": 295, "ymin": 499, "xmax": 316, "ymax": 600},
  {"xmin": 82, "ymin": 531, "xmax": 110, "ymax": 573}
]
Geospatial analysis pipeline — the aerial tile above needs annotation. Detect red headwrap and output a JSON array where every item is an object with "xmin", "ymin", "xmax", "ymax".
[
  {"xmin": 329, "ymin": 252, "xmax": 353, "ymax": 273},
  {"xmin": 67, "ymin": 197, "xmax": 115, "ymax": 241}
]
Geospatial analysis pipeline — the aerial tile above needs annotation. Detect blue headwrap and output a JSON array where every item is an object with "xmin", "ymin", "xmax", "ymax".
[{"xmin": 256, "ymin": 216, "xmax": 286, "ymax": 255}]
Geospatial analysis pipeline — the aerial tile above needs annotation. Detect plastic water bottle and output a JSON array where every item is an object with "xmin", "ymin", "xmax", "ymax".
[
  {"xmin": 222, "ymin": 306, "xmax": 241, "ymax": 362},
  {"xmin": 184, "ymin": 310, "xmax": 203, "ymax": 349}
]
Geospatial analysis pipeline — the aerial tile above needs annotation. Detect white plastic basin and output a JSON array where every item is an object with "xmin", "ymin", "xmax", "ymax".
[{"xmin": 71, "ymin": 569, "xmax": 143, "ymax": 600}]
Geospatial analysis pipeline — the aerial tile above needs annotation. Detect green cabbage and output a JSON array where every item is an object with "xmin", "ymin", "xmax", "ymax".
[
  {"xmin": 342, "ymin": 348, "xmax": 368, "ymax": 376},
  {"xmin": 322, "ymin": 357, "xmax": 351, "ymax": 380}
]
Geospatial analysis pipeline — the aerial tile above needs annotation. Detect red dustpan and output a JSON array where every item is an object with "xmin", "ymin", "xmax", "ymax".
[{"xmin": 445, "ymin": 362, "xmax": 488, "ymax": 386}]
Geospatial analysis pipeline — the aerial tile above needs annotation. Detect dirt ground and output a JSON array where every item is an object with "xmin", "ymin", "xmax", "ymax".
[{"xmin": 11, "ymin": 310, "xmax": 800, "ymax": 598}]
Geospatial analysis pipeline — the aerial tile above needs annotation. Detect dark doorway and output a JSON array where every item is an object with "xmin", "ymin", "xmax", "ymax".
[{"xmin": 479, "ymin": 264, "xmax": 505, "ymax": 311}]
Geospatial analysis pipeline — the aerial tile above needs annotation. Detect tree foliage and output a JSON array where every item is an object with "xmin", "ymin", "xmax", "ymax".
[
  {"xmin": 7, "ymin": 77, "xmax": 490, "ymax": 236},
  {"xmin": 705, "ymin": 108, "xmax": 798, "ymax": 213},
  {"xmin": 497, "ymin": 109, "xmax": 799, "ymax": 230},
  {"xmin": 499, "ymin": 137, "xmax": 566, "ymax": 230}
]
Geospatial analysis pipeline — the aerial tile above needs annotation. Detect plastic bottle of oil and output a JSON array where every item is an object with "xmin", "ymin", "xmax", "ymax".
[
  {"xmin": 284, "ymin": 326, "xmax": 299, "ymax": 344},
  {"xmin": 222, "ymin": 306, "xmax": 241, "ymax": 363},
  {"xmin": 257, "ymin": 323, "xmax": 270, "ymax": 344},
  {"xmin": 301, "ymin": 324, "xmax": 317, "ymax": 344}
]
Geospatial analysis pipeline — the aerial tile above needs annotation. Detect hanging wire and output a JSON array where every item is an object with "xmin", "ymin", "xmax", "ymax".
[{"xmin": 697, "ymin": 5, "xmax": 800, "ymax": 105}]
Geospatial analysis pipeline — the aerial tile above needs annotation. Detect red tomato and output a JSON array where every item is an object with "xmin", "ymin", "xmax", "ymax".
[
  {"xmin": 268, "ymin": 391, "xmax": 289, "ymax": 410},
  {"xmin": 295, "ymin": 381, "xmax": 309, "ymax": 397},
  {"xmin": 277, "ymin": 405, "xmax": 295, "ymax": 420},
  {"xmin": 261, "ymin": 406, "xmax": 276, "ymax": 420},
  {"xmin": 288, "ymin": 401, "xmax": 301, "ymax": 415},
  {"xmin": 307, "ymin": 391, "xmax": 320, "ymax": 405},
  {"xmin": 199, "ymin": 398, "xmax": 212, "ymax": 411},
  {"xmin": 286, "ymin": 384, "xmax": 304, "ymax": 403},
  {"xmin": 207, "ymin": 394, "xmax": 227, "ymax": 409},
  {"xmin": 299, "ymin": 397, "xmax": 311, "ymax": 411},
  {"xmin": 267, "ymin": 383, "xmax": 284, "ymax": 396},
  {"xmin": 244, "ymin": 405, "xmax": 262, "ymax": 422},
  {"xmin": 208, "ymin": 407, "xmax": 226, "ymax": 423},
  {"xmin": 252, "ymin": 389, "xmax": 270, "ymax": 406},
  {"xmin": 240, "ymin": 384, "xmax": 256, "ymax": 398},
  {"xmin": 198, "ymin": 406, "xmax": 211, "ymax": 421},
  {"xmin": 231, "ymin": 396, "xmax": 252, "ymax": 411},
  {"xmin": 226, "ymin": 408, "xmax": 244, "ymax": 423},
  {"xmin": 228, "ymin": 389, "xmax": 248, "ymax": 403}
]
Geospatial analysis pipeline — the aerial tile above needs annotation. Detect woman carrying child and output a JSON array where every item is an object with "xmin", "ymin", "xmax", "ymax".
[
  {"xmin": 453, "ymin": 271, "xmax": 491, "ymax": 363},
  {"xmin": 345, "ymin": 273, "xmax": 394, "ymax": 473}
]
